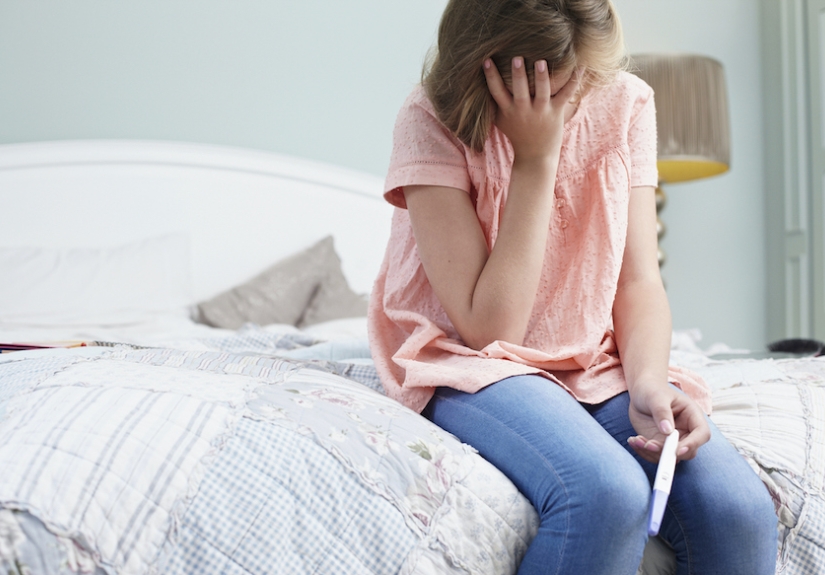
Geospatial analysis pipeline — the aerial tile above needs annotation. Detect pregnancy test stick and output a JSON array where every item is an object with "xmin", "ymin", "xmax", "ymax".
[{"xmin": 647, "ymin": 429, "xmax": 680, "ymax": 537}]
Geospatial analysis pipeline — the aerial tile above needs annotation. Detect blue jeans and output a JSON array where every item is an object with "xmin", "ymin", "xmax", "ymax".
[{"xmin": 421, "ymin": 375, "xmax": 778, "ymax": 575}]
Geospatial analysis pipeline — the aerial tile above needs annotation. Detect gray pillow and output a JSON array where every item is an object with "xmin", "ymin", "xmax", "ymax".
[
  {"xmin": 298, "ymin": 259, "xmax": 368, "ymax": 328},
  {"xmin": 197, "ymin": 236, "xmax": 365, "ymax": 329}
]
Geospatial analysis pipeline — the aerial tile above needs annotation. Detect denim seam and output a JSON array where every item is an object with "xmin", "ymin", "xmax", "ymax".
[
  {"xmin": 665, "ymin": 493, "xmax": 692, "ymax": 575},
  {"xmin": 434, "ymin": 394, "xmax": 571, "ymax": 575}
]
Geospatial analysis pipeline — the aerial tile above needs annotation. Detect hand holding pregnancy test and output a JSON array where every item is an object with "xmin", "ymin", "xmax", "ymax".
[{"xmin": 647, "ymin": 429, "xmax": 680, "ymax": 536}]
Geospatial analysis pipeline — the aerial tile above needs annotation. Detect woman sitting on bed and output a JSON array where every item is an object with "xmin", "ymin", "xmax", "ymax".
[{"xmin": 367, "ymin": 0, "xmax": 777, "ymax": 573}]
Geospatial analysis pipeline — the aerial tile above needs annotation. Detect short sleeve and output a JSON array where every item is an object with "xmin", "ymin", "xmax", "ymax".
[
  {"xmin": 384, "ymin": 87, "xmax": 472, "ymax": 209},
  {"xmin": 627, "ymin": 84, "xmax": 659, "ymax": 188}
]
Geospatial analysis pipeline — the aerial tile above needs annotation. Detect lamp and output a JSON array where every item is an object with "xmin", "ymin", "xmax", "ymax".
[{"xmin": 629, "ymin": 54, "xmax": 730, "ymax": 267}]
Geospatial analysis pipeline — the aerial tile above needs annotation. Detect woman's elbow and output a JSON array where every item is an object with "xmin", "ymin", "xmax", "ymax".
[{"xmin": 456, "ymin": 318, "xmax": 527, "ymax": 351}]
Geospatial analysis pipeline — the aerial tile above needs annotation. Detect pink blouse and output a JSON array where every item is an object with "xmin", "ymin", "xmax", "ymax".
[{"xmin": 367, "ymin": 71, "xmax": 711, "ymax": 415}]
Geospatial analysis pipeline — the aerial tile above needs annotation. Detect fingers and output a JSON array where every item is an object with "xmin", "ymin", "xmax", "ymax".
[
  {"xmin": 627, "ymin": 435, "xmax": 662, "ymax": 464},
  {"xmin": 632, "ymin": 414, "xmax": 710, "ymax": 464},
  {"xmin": 534, "ymin": 60, "xmax": 550, "ymax": 102},
  {"xmin": 482, "ymin": 59, "xmax": 512, "ymax": 109},
  {"xmin": 626, "ymin": 387, "xmax": 712, "ymax": 464},
  {"xmin": 648, "ymin": 396, "xmax": 676, "ymax": 437},
  {"xmin": 483, "ymin": 57, "xmax": 548, "ymax": 106},
  {"xmin": 481, "ymin": 55, "xmax": 568, "ymax": 159},
  {"xmin": 672, "ymin": 398, "xmax": 712, "ymax": 461},
  {"xmin": 628, "ymin": 434, "xmax": 661, "ymax": 453},
  {"xmin": 510, "ymin": 57, "xmax": 531, "ymax": 103}
]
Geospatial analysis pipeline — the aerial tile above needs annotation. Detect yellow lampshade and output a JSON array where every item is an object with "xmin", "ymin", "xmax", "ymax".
[
  {"xmin": 658, "ymin": 159, "xmax": 728, "ymax": 183},
  {"xmin": 631, "ymin": 54, "xmax": 731, "ymax": 184}
]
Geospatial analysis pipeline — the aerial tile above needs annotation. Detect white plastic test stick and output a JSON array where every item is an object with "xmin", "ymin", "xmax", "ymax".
[{"xmin": 647, "ymin": 429, "xmax": 680, "ymax": 536}]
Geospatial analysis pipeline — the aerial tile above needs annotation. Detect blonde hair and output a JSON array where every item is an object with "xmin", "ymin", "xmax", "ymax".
[{"xmin": 423, "ymin": 0, "xmax": 627, "ymax": 153}]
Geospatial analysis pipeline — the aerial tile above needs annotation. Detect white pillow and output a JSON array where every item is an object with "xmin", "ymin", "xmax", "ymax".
[{"xmin": 0, "ymin": 234, "xmax": 192, "ymax": 326}]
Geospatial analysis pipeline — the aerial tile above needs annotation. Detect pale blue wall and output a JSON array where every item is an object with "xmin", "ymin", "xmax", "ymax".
[
  {"xmin": 616, "ymin": 0, "xmax": 765, "ymax": 351},
  {"xmin": 0, "ymin": 0, "xmax": 765, "ymax": 350},
  {"xmin": 0, "ymin": 1, "xmax": 447, "ymax": 174}
]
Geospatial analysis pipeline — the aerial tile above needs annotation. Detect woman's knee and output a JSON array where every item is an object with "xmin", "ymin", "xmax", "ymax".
[
  {"xmin": 713, "ymin": 475, "xmax": 777, "ymax": 543},
  {"xmin": 534, "ymin": 449, "xmax": 650, "ymax": 533},
  {"xmin": 684, "ymin": 430, "xmax": 777, "ymax": 536},
  {"xmin": 670, "ymin": 449, "xmax": 778, "ymax": 571},
  {"xmin": 590, "ymin": 457, "xmax": 650, "ymax": 528}
]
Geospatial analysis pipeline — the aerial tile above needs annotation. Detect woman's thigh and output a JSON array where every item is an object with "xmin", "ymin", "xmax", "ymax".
[
  {"xmin": 586, "ymin": 391, "xmax": 778, "ymax": 575},
  {"xmin": 422, "ymin": 375, "xmax": 649, "ymax": 574}
]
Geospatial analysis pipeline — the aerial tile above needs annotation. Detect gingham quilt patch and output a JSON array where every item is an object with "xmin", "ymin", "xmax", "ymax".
[{"xmin": 158, "ymin": 418, "xmax": 415, "ymax": 574}]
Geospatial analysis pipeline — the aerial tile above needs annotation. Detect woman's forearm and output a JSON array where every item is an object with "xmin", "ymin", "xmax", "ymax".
[
  {"xmin": 612, "ymin": 276, "xmax": 672, "ymax": 394},
  {"xmin": 466, "ymin": 158, "xmax": 559, "ymax": 346},
  {"xmin": 406, "ymin": 159, "xmax": 559, "ymax": 350},
  {"xmin": 614, "ymin": 273, "xmax": 713, "ymax": 459}
]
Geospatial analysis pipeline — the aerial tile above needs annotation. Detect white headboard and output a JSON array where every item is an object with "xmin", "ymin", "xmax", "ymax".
[{"xmin": 0, "ymin": 140, "xmax": 394, "ymax": 300}]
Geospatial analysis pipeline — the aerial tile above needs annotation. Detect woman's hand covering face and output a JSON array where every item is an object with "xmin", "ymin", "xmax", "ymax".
[{"xmin": 483, "ymin": 57, "xmax": 581, "ymax": 164}]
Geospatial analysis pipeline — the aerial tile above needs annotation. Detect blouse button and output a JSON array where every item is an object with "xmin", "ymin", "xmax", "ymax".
[{"xmin": 560, "ymin": 219, "xmax": 569, "ymax": 229}]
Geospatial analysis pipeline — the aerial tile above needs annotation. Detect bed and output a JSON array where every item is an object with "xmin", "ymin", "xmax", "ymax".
[{"xmin": 0, "ymin": 139, "xmax": 821, "ymax": 575}]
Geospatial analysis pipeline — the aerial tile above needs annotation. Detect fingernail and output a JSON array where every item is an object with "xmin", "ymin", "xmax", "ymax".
[
  {"xmin": 659, "ymin": 420, "xmax": 673, "ymax": 434},
  {"xmin": 483, "ymin": 59, "xmax": 491, "ymax": 70},
  {"xmin": 513, "ymin": 57, "xmax": 523, "ymax": 69},
  {"xmin": 537, "ymin": 60, "xmax": 547, "ymax": 73},
  {"xmin": 678, "ymin": 446, "xmax": 689, "ymax": 456}
]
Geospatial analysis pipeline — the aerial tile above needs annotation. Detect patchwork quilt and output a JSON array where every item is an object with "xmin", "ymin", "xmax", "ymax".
[
  {"xmin": 1, "ymin": 329, "xmax": 824, "ymax": 575},
  {"xmin": 0, "ymin": 345, "xmax": 537, "ymax": 575},
  {"xmin": 695, "ymin": 358, "xmax": 825, "ymax": 575}
]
